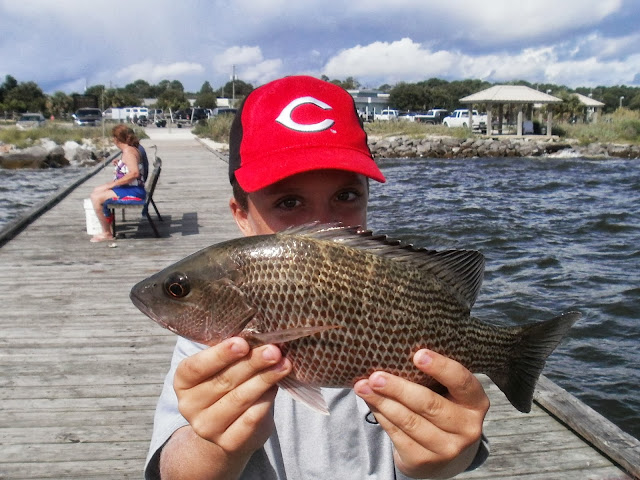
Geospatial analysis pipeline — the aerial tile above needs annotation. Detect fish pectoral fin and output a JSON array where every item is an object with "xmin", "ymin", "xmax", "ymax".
[
  {"xmin": 244, "ymin": 325, "xmax": 342, "ymax": 345},
  {"xmin": 278, "ymin": 376, "xmax": 329, "ymax": 415}
]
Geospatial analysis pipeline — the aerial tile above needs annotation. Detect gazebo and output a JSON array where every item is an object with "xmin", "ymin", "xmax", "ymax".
[
  {"xmin": 572, "ymin": 93, "xmax": 605, "ymax": 123},
  {"xmin": 460, "ymin": 85, "xmax": 563, "ymax": 137}
]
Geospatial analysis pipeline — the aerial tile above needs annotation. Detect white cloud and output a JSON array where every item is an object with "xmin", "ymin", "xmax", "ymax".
[
  {"xmin": 240, "ymin": 59, "xmax": 284, "ymax": 85},
  {"xmin": 342, "ymin": 0, "xmax": 622, "ymax": 43},
  {"xmin": 324, "ymin": 39, "xmax": 456, "ymax": 83},
  {"xmin": 213, "ymin": 46, "xmax": 284, "ymax": 84},
  {"xmin": 115, "ymin": 61, "xmax": 205, "ymax": 84},
  {"xmin": 214, "ymin": 46, "xmax": 265, "ymax": 72},
  {"xmin": 570, "ymin": 32, "xmax": 640, "ymax": 60},
  {"xmin": 1, "ymin": 0, "xmax": 637, "ymax": 91},
  {"xmin": 323, "ymin": 38, "xmax": 640, "ymax": 87}
]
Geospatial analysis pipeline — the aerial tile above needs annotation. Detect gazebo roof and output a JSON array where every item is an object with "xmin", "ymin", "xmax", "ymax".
[
  {"xmin": 572, "ymin": 93, "xmax": 605, "ymax": 107},
  {"xmin": 460, "ymin": 85, "xmax": 562, "ymax": 104}
]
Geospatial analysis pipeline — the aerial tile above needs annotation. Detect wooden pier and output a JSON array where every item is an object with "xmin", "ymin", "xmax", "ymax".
[{"xmin": 1, "ymin": 129, "xmax": 638, "ymax": 479}]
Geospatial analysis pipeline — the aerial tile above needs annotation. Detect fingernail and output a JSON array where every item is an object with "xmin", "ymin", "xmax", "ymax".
[
  {"xmin": 270, "ymin": 359, "xmax": 289, "ymax": 372},
  {"xmin": 262, "ymin": 345, "xmax": 279, "ymax": 362},
  {"xmin": 370, "ymin": 373, "xmax": 387, "ymax": 389},
  {"xmin": 229, "ymin": 339, "xmax": 247, "ymax": 355},
  {"xmin": 415, "ymin": 350, "xmax": 433, "ymax": 366},
  {"xmin": 355, "ymin": 380, "xmax": 374, "ymax": 396}
]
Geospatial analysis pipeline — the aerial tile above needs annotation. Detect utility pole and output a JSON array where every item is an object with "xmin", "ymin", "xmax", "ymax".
[
  {"xmin": 232, "ymin": 65, "xmax": 236, "ymax": 107},
  {"xmin": 101, "ymin": 86, "xmax": 105, "ymax": 139}
]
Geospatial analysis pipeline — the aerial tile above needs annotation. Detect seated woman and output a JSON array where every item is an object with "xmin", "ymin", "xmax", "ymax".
[{"xmin": 89, "ymin": 124, "xmax": 146, "ymax": 242}]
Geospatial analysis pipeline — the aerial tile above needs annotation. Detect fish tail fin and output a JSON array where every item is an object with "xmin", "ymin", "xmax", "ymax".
[{"xmin": 488, "ymin": 311, "xmax": 580, "ymax": 413}]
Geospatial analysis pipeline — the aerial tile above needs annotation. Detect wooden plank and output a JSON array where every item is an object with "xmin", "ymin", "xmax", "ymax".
[
  {"xmin": 534, "ymin": 375, "xmax": 640, "ymax": 479},
  {"xmin": 0, "ymin": 459, "xmax": 146, "ymax": 480}
]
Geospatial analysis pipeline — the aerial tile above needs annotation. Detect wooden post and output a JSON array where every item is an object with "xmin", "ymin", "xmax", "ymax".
[
  {"xmin": 517, "ymin": 109, "xmax": 523, "ymax": 136},
  {"xmin": 547, "ymin": 108, "xmax": 553, "ymax": 137},
  {"xmin": 486, "ymin": 107, "xmax": 492, "ymax": 136},
  {"xmin": 467, "ymin": 106, "xmax": 473, "ymax": 130}
]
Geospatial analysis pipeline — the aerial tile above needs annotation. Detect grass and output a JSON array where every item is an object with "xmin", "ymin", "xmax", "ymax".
[
  {"xmin": 364, "ymin": 120, "xmax": 471, "ymax": 139},
  {"xmin": 558, "ymin": 109, "xmax": 640, "ymax": 145},
  {"xmin": 193, "ymin": 115, "xmax": 235, "ymax": 142},
  {"xmin": 0, "ymin": 122, "xmax": 147, "ymax": 149}
]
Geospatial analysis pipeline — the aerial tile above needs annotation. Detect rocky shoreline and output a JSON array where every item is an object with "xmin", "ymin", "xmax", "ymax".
[
  {"xmin": 0, "ymin": 139, "xmax": 115, "ymax": 169},
  {"xmin": 368, "ymin": 135, "xmax": 640, "ymax": 159},
  {"xmin": 1, "ymin": 135, "xmax": 638, "ymax": 169}
]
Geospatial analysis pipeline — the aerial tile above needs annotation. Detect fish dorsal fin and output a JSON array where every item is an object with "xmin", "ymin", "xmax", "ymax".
[{"xmin": 280, "ymin": 223, "xmax": 485, "ymax": 308}]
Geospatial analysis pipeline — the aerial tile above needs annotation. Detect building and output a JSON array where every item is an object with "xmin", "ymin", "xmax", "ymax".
[{"xmin": 347, "ymin": 89, "xmax": 393, "ymax": 120}]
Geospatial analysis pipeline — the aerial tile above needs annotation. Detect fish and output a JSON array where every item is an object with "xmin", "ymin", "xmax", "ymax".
[{"xmin": 130, "ymin": 223, "xmax": 580, "ymax": 414}]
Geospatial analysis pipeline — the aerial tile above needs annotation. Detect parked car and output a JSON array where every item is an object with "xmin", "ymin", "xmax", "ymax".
[
  {"xmin": 442, "ymin": 109, "xmax": 487, "ymax": 132},
  {"xmin": 191, "ymin": 108, "xmax": 208, "ymax": 122},
  {"xmin": 16, "ymin": 113, "xmax": 46, "ymax": 129},
  {"xmin": 72, "ymin": 108, "xmax": 102, "ymax": 126},
  {"xmin": 212, "ymin": 107, "xmax": 237, "ymax": 116},
  {"xmin": 414, "ymin": 109, "xmax": 450, "ymax": 124},
  {"xmin": 398, "ymin": 111, "xmax": 419, "ymax": 121},
  {"xmin": 374, "ymin": 109, "xmax": 400, "ymax": 121}
]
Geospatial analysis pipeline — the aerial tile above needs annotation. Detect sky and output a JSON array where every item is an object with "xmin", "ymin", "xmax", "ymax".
[{"xmin": 1, "ymin": 0, "xmax": 639, "ymax": 95}]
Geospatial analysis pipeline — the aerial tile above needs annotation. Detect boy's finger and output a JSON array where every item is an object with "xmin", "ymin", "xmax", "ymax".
[
  {"xmin": 413, "ymin": 349, "xmax": 489, "ymax": 411},
  {"xmin": 175, "ymin": 338, "xmax": 250, "ymax": 390}
]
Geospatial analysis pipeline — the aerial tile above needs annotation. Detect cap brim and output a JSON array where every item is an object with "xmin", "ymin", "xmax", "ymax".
[{"xmin": 234, "ymin": 146, "xmax": 386, "ymax": 192}]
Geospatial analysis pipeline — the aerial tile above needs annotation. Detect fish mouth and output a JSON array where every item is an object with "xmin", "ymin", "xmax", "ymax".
[{"xmin": 130, "ymin": 291, "xmax": 168, "ymax": 329}]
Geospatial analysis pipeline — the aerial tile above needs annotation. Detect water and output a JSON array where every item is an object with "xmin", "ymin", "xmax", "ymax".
[
  {"xmin": 368, "ymin": 156, "xmax": 640, "ymax": 440},
  {"xmin": 0, "ymin": 167, "xmax": 90, "ymax": 228},
  {"xmin": 2, "ymin": 158, "xmax": 639, "ymax": 440}
]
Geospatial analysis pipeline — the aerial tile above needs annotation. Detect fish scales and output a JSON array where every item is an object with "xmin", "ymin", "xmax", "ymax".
[
  {"xmin": 235, "ymin": 235, "xmax": 472, "ymax": 387},
  {"xmin": 130, "ymin": 223, "xmax": 580, "ymax": 414}
]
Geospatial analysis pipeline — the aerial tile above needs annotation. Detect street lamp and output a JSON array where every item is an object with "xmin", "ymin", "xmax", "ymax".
[{"xmin": 619, "ymin": 96, "xmax": 624, "ymax": 108}]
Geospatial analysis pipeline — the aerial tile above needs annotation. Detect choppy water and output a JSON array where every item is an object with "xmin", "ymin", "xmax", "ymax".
[
  {"xmin": 0, "ymin": 168, "xmax": 89, "ymax": 228},
  {"xmin": 368, "ymin": 156, "xmax": 640, "ymax": 440},
  {"xmin": 2, "ymin": 157, "xmax": 639, "ymax": 441}
]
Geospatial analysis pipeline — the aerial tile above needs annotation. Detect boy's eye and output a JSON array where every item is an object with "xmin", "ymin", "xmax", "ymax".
[
  {"xmin": 336, "ymin": 190, "xmax": 360, "ymax": 202},
  {"xmin": 276, "ymin": 197, "xmax": 301, "ymax": 209}
]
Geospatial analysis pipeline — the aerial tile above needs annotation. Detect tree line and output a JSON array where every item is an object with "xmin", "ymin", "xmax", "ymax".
[
  {"xmin": 1, "ymin": 73, "xmax": 638, "ymax": 118},
  {"xmin": 0, "ymin": 76, "xmax": 254, "ymax": 118}
]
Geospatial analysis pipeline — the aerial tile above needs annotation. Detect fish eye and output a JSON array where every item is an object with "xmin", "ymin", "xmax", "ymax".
[{"xmin": 164, "ymin": 272, "xmax": 190, "ymax": 298}]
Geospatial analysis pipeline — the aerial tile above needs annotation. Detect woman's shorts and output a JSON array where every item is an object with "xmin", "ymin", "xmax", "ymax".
[{"xmin": 103, "ymin": 186, "xmax": 146, "ymax": 216}]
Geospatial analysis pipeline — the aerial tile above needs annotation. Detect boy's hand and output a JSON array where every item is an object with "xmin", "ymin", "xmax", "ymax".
[
  {"xmin": 174, "ymin": 338, "xmax": 292, "ymax": 456},
  {"xmin": 354, "ymin": 350, "xmax": 489, "ymax": 479}
]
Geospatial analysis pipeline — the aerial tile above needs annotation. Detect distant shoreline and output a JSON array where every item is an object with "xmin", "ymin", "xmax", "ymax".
[
  {"xmin": 367, "ymin": 134, "xmax": 640, "ymax": 159},
  {"xmin": 2, "ymin": 133, "xmax": 639, "ymax": 170}
]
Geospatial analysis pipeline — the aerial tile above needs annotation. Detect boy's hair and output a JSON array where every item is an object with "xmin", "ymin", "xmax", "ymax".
[
  {"xmin": 231, "ymin": 179, "xmax": 249, "ymax": 212},
  {"xmin": 228, "ymin": 75, "xmax": 385, "ymax": 193}
]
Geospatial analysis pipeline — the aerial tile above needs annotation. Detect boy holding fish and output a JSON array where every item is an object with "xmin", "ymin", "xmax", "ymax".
[{"xmin": 144, "ymin": 76, "xmax": 491, "ymax": 479}]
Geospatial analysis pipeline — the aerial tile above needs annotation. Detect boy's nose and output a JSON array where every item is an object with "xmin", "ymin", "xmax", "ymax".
[{"xmin": 312, "ymin": 205, "xmax": 335, "ymax": 224}]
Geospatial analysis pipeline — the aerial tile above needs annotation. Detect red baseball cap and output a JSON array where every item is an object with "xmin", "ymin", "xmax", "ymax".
[{"xmin": 229, "ymin": 75, "xmax": 385, "ymax": 192}]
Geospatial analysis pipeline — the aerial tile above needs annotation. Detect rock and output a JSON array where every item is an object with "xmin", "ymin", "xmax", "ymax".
[
  {"xmin": 369, "ymin": 134, "xmax": 640, "ymax": 161},
  {"xmin": 44, "ymin": 145, "xmax": 69, "ymax": 168},
  {"xmin": 606, "ymin": 144, "xmax": 632, "ymax": 158},
  {"xmin": 64, "ymin": 141, "xmax": 98, "ymax": 166},
  {"xmin": 544, "ymin": 143, "xmax": 573, "ymax": 154},
  {"xmin": 0, "ymin": 146, "xmax": 49, "ymax": 169}
]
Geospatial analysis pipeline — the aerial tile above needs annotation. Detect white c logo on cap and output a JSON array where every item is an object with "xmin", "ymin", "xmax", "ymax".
[{"xmin": 275, "ymin": 96, "xmax": 335, "ymax": 132}]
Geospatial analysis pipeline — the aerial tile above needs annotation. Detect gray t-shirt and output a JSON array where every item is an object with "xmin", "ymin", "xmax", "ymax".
[{"xmin": 145, "ymin": 337, "xmax": 488, "ymax": 479}]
